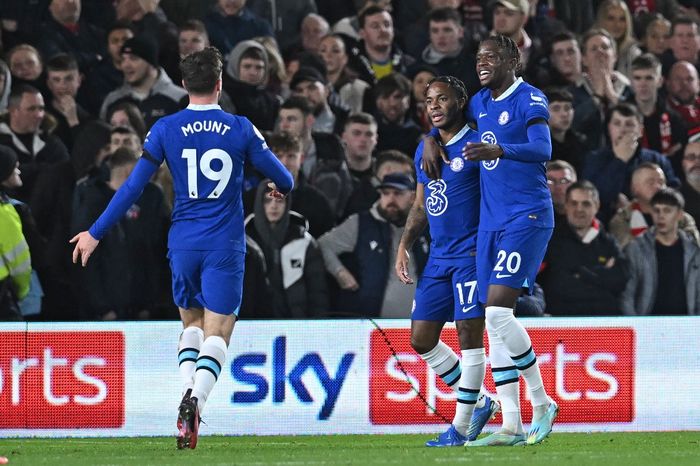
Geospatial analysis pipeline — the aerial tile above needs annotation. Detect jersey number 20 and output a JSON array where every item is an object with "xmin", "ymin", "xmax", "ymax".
[{"xmin": 182, "ymin": 148, "xmax": 233, "ymax": 199}]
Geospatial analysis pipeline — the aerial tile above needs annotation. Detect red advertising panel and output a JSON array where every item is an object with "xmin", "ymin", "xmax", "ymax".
[
  {"xmin": 0, "ymin": 331, "xmax": 125, "ymax": 428},
  {"xmin": 370, "ymin": 327, "xmax": 635, "ymax": 424}
]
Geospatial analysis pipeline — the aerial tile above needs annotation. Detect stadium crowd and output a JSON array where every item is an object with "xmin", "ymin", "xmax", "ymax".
[{"xmin": 0, "ymin": 0, "xmax": 699, "ymax": 321}]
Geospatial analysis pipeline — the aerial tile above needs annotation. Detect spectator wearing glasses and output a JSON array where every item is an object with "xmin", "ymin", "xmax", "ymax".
[{"xmin": 546, "ymin": 160, "xmax": 577, "ymax": 225}]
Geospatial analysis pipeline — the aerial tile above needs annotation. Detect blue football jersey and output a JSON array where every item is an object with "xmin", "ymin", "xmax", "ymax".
[
  {"xmin": 144, "ymin": 104, "xmax": 290, "ymax": 251},
  {"xmin": 416, "ymin": 124, "xmax": 481, "ymax": 260},
  {"xmin": 468, "ymin": 78, "xmax": 554, "ymax": 231}
]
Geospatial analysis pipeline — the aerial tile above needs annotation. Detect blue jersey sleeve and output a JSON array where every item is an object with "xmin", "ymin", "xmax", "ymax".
[
  {"xmin": 499, "ymin": 122, "xmax": 552, "ymax": 162},
  {"xmin": 498, "ymin": 87, "xmax": 551, "ymax": 162},
  {"xmin": 143, "ymin": 121, "xmax": 166, "ymax": 164},
  {"xmin": 88, "ymin": 157, "xmax": 160, "ymax": 240},
  {"xmin": 244, "ymin": 120, "xmax": 294, "ymax": 194}
]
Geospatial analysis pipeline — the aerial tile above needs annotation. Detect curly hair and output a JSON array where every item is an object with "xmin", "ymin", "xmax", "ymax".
[
  {"xmin": 481, "ymin": 34, "xmax": 521, "ymax": 73},
  {"xmin": 425, "ymin": 75, "xmax": 469, "ymax": 109}
]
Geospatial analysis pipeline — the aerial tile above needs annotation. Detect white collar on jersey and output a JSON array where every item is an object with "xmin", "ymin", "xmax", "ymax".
[
  {"xmin": 187, "ymin": 104, "xmax": 221, "ymax": 111},
  {"xmin": 493, "ymin": 77, "xmax": 524, "ymax": 102},
  {"xmin": 445, "ymin": 123, "xmax": 472, "ymax": 146}
]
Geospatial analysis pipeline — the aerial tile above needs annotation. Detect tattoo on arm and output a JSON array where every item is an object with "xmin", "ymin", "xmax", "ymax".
[{"xmin": 400, "ymin": 201, "xmax": 427, "ymax": 249}]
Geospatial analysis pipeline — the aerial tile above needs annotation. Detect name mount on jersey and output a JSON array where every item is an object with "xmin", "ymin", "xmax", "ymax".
[{"xmin": 181, "ymin": 120, "xmax": 232, "ymax": 137}]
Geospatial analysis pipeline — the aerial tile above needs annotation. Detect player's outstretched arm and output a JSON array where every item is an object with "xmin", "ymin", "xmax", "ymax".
[
  {"xmin": 69, "ymin": 231, "xmax": 100, "ymax": 267},
  {"xmin": 420, "ymin": 134, "xmax": 449, "ymax": 179},
  {"xmin": 396, "ymin": 183, "xmax": 427, "ymax": 285},
  {"xmin": 88, "ymin": 157, "xmax": 160, "ymax": 241}
]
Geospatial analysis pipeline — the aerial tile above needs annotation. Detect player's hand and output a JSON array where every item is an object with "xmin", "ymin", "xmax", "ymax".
[
  {"xmin": 336, "ymin": 268, "xmax": 359, "ymax": 291},
  {"xmin": 463, "ymin": 142, "xmax": 503, "ymax": 161},
  {"xmin": 421, "ymin": 135, "xmax": 448, "ymax": 179},
  {"xmin": 394, "ymin": 246, "xmax": 413, "ymax": 284},
  {"xmin": 69, "ymin": 231, "xmax": 100, "ymax": 267},
  {"xmin": 266, "ymin": 182, "xmax": 286, "ymax": 199}
]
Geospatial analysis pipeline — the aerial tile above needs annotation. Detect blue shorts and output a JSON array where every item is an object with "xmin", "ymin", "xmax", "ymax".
[
  {"xmin": 168, "ymin": 249, "xmax": 244, "ymax": 316},
  {"xmin": 412, "ymin": 256, "xmax": 484, "ymax": 322},
  {"xmin": 476, "ymin": 227, "xmax": 552, "ymax": 303}
]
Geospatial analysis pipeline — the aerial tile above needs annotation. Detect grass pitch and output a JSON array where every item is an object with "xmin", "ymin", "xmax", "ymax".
[{"xmin": 1, "ymin": 433, "xmax": 699, "ymax": 465}]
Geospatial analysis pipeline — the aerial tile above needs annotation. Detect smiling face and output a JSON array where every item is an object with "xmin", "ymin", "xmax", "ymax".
[{"xmin": 476, "ymin": 40, "xmax": 514, "ymax": 90}]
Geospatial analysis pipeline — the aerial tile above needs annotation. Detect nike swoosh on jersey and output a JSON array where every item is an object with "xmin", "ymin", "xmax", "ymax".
[
  {"xmin": 495, "ymin": 272, "xmax": 512, "ymax": 278},
  {"xmin": 462, "ymin": 304, "xmax": 477, "ymax": 312},
  {"xmin": 479, "ymin": 112, "xmax": 488, "ymax": 118}
]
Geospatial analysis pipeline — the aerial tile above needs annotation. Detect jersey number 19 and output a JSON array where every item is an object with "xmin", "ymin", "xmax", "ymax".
[{"xmin": 181, "ymin": 148, "xmax": 233, "ymax": 199}]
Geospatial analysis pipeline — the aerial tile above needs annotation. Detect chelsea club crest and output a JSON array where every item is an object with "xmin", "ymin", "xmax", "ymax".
[
  {"xmin": 450, "ymin": 157, "xmax": 464, "ymax": 172},
  {"xmin": 498, "ymin": 111, "xmax": 509, "ymax": 125}
]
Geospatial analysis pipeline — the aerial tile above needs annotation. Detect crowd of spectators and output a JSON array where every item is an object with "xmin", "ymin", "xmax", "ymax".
[{"xmin": 0, "ymin": 0, "xmax": 699, "ymax": 321}]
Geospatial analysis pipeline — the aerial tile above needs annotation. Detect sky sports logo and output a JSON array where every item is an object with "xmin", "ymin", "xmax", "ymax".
[
  {"xmin": 0, "ymin": 331, "xmax": 125, "ymax": 428},
  {"xmin": 369, "ymin": 328, "xmax": 635, "ymax": 425}
]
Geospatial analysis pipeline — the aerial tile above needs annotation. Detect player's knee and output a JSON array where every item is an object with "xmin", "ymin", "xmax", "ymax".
[
  {"xmin": 456, "ymin": 318, "xmax": 485, "ymax": 349},
  {"xmin": 410, "ymin": 333, "xmax": 439, "ymax": 355},
  {"xmin": 485, "ymin": 307, "xmax": 514, "ymax": 334}
]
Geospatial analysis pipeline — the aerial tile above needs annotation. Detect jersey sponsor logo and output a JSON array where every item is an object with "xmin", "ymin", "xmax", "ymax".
[
  {"xmin": 462, "ymin": 304, "xmax": 477, "ymax": 313},
  {"xmin": 449, "ymin": 157, "xmax": 464, "ymax": 172},
  {"xmin": 480, "ymin": 132, "xmax": 500, "ymax": 170},
  {"xmin": 369, "ymin": 327, "xmax": 635, "ymax": 424},
  {"xmin": 530, "ymin": 92, "xmax": 545, "ymax": 102},
  {"xmin": 425, "ymin": 179, "xmax": 449, "ymax": 216},
  {"xmin": 479, "ymin": 112, "xmax": 488, "ymax": 118},
  {"xmin": 0, "ymin": 331, "xmax": 125, "ymax": 428},
  {"xmin": 495, "ymin": 272, "xmax": 512, "ymax": 278},
  {"xmin": 498, "ymin": 111, "xmax": 510, "ymax": 125}
]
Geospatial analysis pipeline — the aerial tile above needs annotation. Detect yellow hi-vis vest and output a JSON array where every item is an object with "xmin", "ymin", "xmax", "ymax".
[{"xmin": 0, "ymin": 201, "xmax": 31, "ymax": 299}]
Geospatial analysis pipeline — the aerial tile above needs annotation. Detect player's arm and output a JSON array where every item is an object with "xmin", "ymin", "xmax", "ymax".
[
  {"xmin": 70, "ymin": 156, "xmax": 160, "ymax": 266},
  {"xmin": 396, "ymin": 183, "xmax": 427, "ymax": 285},
  {"xmin": 245, "ymin": 121, "xmax": 294, "ymax": 195},
  {"xmin": 249, "ymin": 148, "xmax": 294, "ymax": 195},
  {"xmin": 463, "ymin": 119, "xmax": 552, "ymax": 163}
]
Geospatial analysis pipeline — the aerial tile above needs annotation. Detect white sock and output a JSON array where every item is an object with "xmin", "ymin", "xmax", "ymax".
[
  {"xmin": 452, "ymin": 348, "xmax": 486, "ymax": 436},
  {"xmin": 419, "ymin": 340, "xmax": 461, "ymax": 390},
  {"xmin": 178, "ymin": 326, "xmax": 203, "ymax": 395},
  {"xmin": 192, "ymin": 336, "xmax": 228, "ymax": 414},
  {"xmin": 487, "ymin": 328, "xmax": 524, "ymax": 435},
  {"xmin": 486, "ymin": 306, "xmax": 549, "ymax": 408}
]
